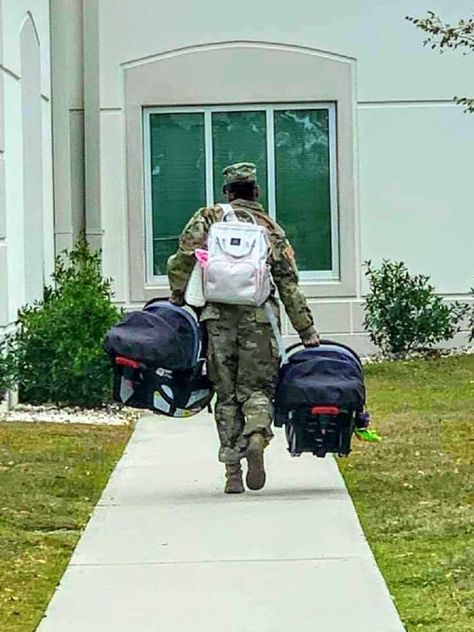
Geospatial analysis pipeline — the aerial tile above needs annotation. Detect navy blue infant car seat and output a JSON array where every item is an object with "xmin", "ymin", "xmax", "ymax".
[
  {"xmin": 275, "ymin": 341, "xmax": 367, "ymax": 457},
  {"xmin": 104, "ymin": 301, "xmax": 213, "ymax": 417}
]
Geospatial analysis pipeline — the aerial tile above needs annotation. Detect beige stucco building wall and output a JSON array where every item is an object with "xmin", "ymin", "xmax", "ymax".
[
  {"xmin": 0, "ymin": 0, "xmax": 53, "ymax": 332},
  {"xmin": 5, "ymin": 0, "xmax": 471, "ymax": 353},
  {"xmin": 50, "ymin": 0, "xmax": 84, "ymax": 255},
  {"xmin": 75, "ymin": 0, "xmax": 473, "ymax": 353}
]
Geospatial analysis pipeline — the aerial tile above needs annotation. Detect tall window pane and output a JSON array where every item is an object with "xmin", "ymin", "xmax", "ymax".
[
  {"xmin": 150, "ymin": 113, "xmax": 205, "ymax": 275},
  {"xmin": 212, "ymin": 111, "xmax": 268, "ymax": 208},
  {"xmin": 274, "ymin": 109, "xmax": 332, "ymax": 272}
]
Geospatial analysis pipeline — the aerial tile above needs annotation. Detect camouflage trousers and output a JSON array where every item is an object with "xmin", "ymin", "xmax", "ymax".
[{"xmin": 204, "ymin": 305, "xmax": 280, "ymax": 464}]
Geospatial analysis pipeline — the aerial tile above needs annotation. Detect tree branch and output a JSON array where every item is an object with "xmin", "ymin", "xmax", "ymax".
[
  {"xmin": 406, "ymin": 12, "xmax": 474, "ymax": 53},
  {"xmin": 407, "ymin": 12, "xmax": 473, "ymax": 112}
]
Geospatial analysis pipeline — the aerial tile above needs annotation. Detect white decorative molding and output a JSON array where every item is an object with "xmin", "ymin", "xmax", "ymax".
[{"xmin": 121, "ymin": 39, "xmax": 356, "ymax": 69}]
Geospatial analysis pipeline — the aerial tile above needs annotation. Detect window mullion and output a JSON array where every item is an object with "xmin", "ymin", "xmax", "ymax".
[
  {"xmin": 266, "ymin": 109, "xmax": 277, "ymax": 220},
  {"xmin": 204, "ymin": 110, "xmax": 214, "ymax": 206},
  {"xmin": 143, "ymin": 110, "xmax": 154, "ymax": 283},
  {"xmin": 328, "ymin": 104, "xmax": 339, "ymax": 279}
]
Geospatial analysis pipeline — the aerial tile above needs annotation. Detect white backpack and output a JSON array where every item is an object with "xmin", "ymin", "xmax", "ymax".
[{"xmin": 204, "ymin": 204, "xmax": 271, "ymax": 307}]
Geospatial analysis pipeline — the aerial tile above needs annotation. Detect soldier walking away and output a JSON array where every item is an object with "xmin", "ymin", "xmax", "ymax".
[{"xmin": 168, "ymin": 162, "xmax": 320, "ymax": 494}]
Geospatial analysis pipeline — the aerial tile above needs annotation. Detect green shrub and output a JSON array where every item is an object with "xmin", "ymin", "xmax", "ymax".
[
  {"xmin": 7, "ymin": 237, "xmax": 122, "ymax": 407},
  {"xmin": 469, "ymin": 286, "xmax": 474, "ymax": 343},
  {"xmin": 363, "ymin": 260, "xmax": 468, "ymax": 355},
  {"xmin": 0, "ymin": 338, "xmax": 13, "ymax": 400}
]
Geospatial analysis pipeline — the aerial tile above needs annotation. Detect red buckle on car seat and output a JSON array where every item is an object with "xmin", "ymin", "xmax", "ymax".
[
  {"xmin": 311, "ymin": 406, "xmax": 340, "ymax": 416},
  {"xmin": 115, "ymin": 356, "xmax": 141, "ymax": 369}
]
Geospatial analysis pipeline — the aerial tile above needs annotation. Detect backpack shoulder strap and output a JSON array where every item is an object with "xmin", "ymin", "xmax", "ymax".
[
  {"xmin": 218, "ymin": 203, "xmax": 237, "ymax": 221},
  {"xmin": 251, "ymin": 210, "xmax": 280, "ymax": 232}
]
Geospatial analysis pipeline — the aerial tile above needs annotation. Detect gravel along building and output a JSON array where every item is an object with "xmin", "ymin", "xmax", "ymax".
[{"xmin": 1, "ymin": 1, "xmax": 473, "ymax": 353}]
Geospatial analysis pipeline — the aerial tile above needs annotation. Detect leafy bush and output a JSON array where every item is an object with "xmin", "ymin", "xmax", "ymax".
[
  {"xmin": 363, "ymin": 260, "xmax": 468, "ymax": 355},
  {"xmin": 469, "ymin": 286, "xmax": 474, "ymax": 343},
  {"xmin": 7, "ymin": 237, "xmax": 121, "ymax": 407},
  {"xmin": 0, "ymin": 338, "xmax": 13, "ymax": 401}
]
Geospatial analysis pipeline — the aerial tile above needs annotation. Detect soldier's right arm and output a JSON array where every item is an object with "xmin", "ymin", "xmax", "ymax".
[{"xmin": 167, "ymin": 208, "xmax": 213, "ymax": 303}]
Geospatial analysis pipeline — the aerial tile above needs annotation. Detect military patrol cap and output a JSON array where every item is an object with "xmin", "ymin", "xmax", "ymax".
[{"xmin": 222, "ymin": 162, "xmax": 257, "ymax": 185}]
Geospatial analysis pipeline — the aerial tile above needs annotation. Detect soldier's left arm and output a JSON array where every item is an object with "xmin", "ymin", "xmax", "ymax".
[
  {"xmin": 167, "ymin": 208, "xmax": 212, "ymax": 302},
  {"xmin": 269, "ymin": 229, "xmax": 317, "ymax": 339}
]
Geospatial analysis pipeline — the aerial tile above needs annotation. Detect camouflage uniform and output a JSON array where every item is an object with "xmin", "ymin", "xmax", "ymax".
[{"xmin": 168, "ymin": 165, "xmax": 316, "ymax": 464}]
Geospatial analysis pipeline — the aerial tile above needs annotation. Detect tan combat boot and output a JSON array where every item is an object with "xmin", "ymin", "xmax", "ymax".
[
  {"xmin": 225, "ymin": 463, "xmax": 244, "ymax": 494},
  {"xmin": 245, "ymin": 433, "xmax": 266, "ymax": 491}
]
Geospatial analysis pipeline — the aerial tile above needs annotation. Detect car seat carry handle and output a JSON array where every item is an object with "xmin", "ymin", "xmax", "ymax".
[
  {"xmin": 264, "ymin": 303, "xmax": 289, "ymax": 365},
  {"xmin": 262, "ymin": 312, "xmax": 364, "ymax": 367},
  {"xmin": 285, "ymin": 340, "xmax": 363, "ymax": 366}
]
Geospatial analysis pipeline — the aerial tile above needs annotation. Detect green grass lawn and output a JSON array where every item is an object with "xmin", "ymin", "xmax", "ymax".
[
  {"xmin": 0, "ymin": 422, "xmax": 132, "ymax": 632},
  {"xmin": 339, "ymin": 354, "xmax": 474, "ymax": 632}
]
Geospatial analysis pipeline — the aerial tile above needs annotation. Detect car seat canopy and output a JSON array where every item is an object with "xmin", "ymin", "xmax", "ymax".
[
  {"xmin": 104, "ymin": 302, "xmax": 201, "ymax": 371},
  {"xmin": 276, "ymin": 344, "xmax": 366, "ymax": 413}
]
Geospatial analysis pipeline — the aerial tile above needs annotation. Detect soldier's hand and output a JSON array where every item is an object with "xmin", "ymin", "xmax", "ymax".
[
  {"xmin": 169, "ymin": 291, "xmax": 185, "ymax": 307},
  {"xmin": 301, "ymin": 332, "xmax": 320, "ymax": 348}
]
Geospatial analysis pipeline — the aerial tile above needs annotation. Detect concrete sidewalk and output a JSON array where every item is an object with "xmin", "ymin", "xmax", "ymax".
[{"xmin": 38, "ymin": 413, "xmax": 405, "ymax": 631}]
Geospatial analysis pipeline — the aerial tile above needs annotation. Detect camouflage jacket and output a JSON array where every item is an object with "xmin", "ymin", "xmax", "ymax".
[{"xmin": 167, "ymin": 199, "xmax": 315, "ymax": 336}]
